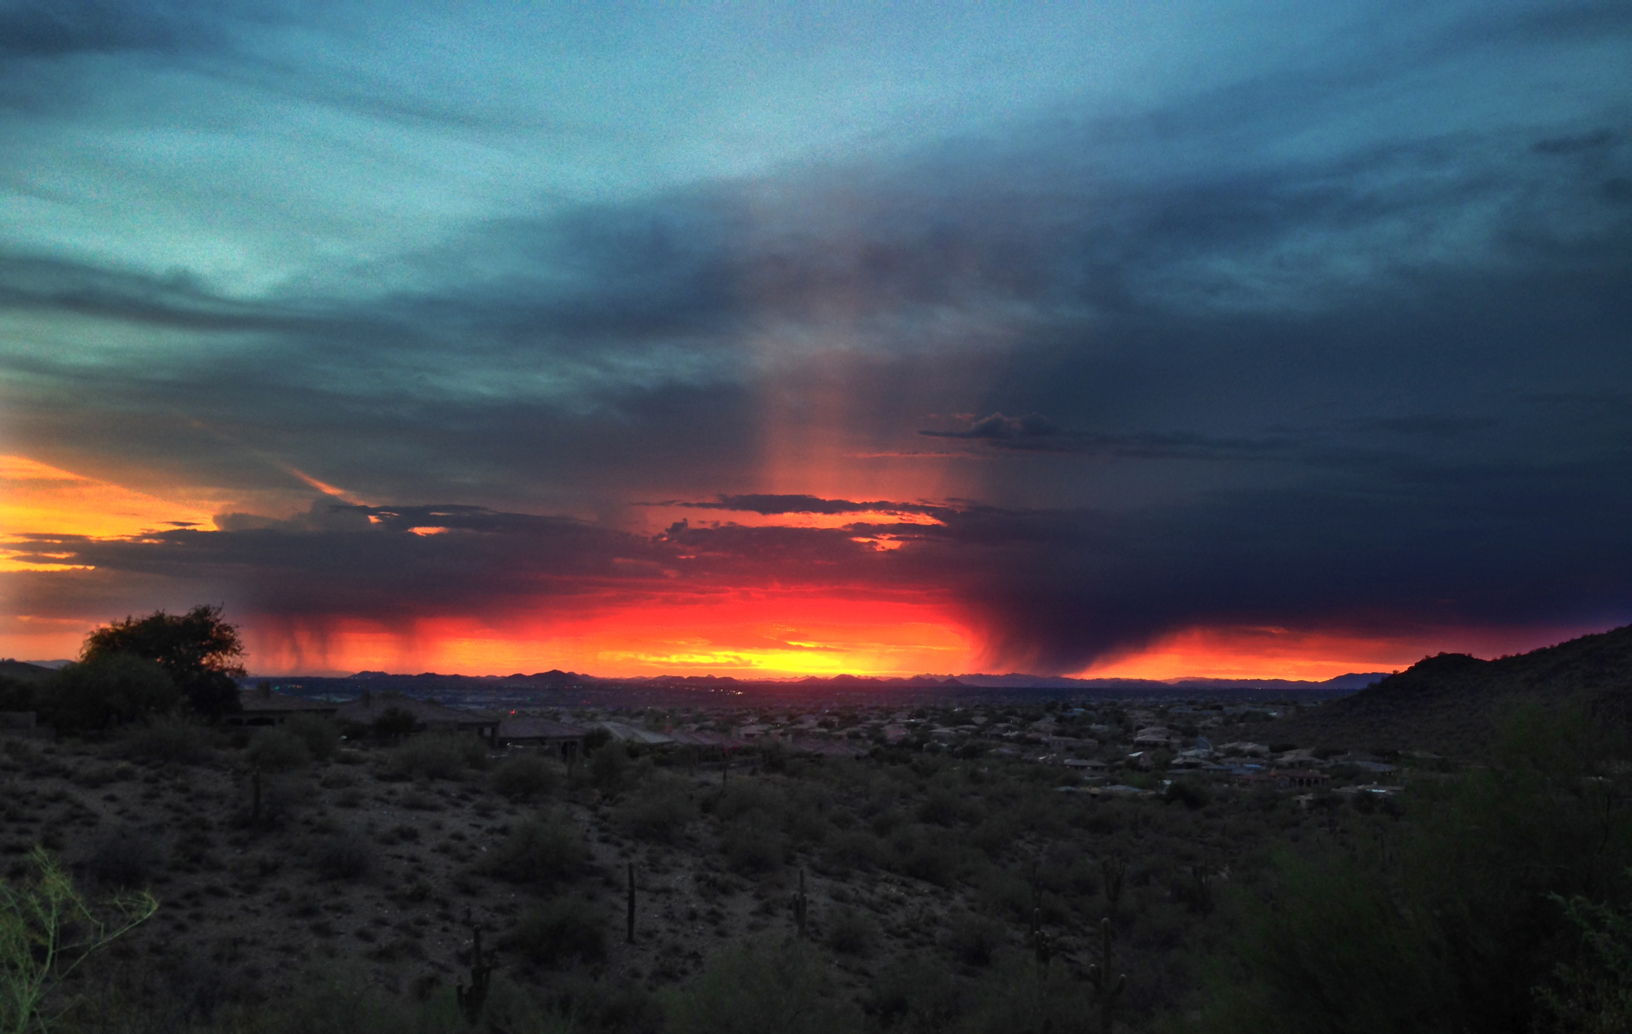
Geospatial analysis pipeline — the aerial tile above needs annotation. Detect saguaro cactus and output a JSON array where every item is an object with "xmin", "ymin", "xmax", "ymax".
[
  {"xmin": 626, "ymin": 862, "xmax": 637, "ymax": 943},
  {"xmin": 1101, "ymin": 856, "xmax": 1126, "ymax": 906},
  {"xmin": 1188, "ymin": 864, "xmax": 1214, "ymax": 914},
  {"xmin": 792, "ymin": 868, "xmax": 809, "ymax": 938},
  {"xmin": 250, "ymin": 767, "xmax": 262, "ymax": 825},
  {"xmin": 1086, "ymin": 917, "xmax": 1126, "ymax": 1034},
  {"xmin": 456, "ymin": 915, "xmax": 495, "ymax": 1025}
]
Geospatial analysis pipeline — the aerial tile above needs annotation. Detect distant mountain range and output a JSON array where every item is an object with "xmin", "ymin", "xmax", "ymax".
[
  {"xmin": 0, "ymin": 660, "xmax": 59, "ymax": 681},
  {"xmin": 1255, "ymin": 623, "xmax": 1632, "ymax": 757},
  {"xmin": 342, "ymin": 667, "xmax": 1385, "ymax": 691}
]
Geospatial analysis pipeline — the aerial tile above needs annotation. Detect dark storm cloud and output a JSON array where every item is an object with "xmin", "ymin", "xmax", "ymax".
[
  {"xmin": 919, "ymin": 415, "xmax": 1304, "ymax": 458},
  {"xmin": 0, "ymin": 0, "xmax": 219, "ymax": 59},
  {"xmin": 10, "ymin": 407, "xmax": 1632, "ymax": 673}
]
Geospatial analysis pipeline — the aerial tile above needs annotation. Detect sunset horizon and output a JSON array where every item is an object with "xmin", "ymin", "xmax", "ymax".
[{"xmin": 4, "ymin": 1, "xmax": 1629, "ymax": 697}]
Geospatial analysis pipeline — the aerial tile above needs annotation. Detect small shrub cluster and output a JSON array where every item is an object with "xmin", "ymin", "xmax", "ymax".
[
  {"xmin": 491, "ymin": 753, "xmax": 556, "ymax": 800},
  {"xmin": 479, "ymin": 813, "xmax": 589, "ymax": 886},
  {"xmin": 284, "ymin": 714, "xmax": 342, "ymax": 761},
  {"xmin": 502, "ymin": 896, "xmax": 608, "ymax": 967},
  {"xmin": 614, "ymin": 779, "xmax": 697, "ymax": 843},
  {"xmin": 381, "ymin": 733, "xmax": 487, "ymax": 781},
  {"xmin": 121, "ymin": 717, "xmax": 216, "ymax": 765},
  {"xmin": 247, "ymin": 727, "xmax": 311, "ymax": 772},
  {"xmin": 314, "ymin": 833, "xmax": 375, "ymax": 881},
  {"xmin": 663, "ymin": 939, "xmax": 862, "ymax": 1034}
]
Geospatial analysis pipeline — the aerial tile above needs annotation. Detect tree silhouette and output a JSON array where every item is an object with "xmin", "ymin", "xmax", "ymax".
[{"xmin": 81, "ymin": 604, "xmax": 245, "ymax": 720}]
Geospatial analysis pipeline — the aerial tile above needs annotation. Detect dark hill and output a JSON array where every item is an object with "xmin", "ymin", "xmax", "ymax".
[
  {"xmin": 0, "ymin": 659, "xmax": 55, "ymax": 682},
  {"xmin": 1257, "ymin": 624, "xmax": 1632, "ymax": 757}
]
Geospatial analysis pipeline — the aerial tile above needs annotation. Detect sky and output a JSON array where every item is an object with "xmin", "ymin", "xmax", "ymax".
[{"xmin": 2, "ymin": 0, "xmax": 1630, "ymax": 679}]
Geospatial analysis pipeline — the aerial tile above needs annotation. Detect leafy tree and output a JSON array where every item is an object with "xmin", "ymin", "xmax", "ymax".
[
  {"xmin": 1192, "ymin": 702, "xmax": 1632, "ymax": 1034},
  {"xmin": 80, "ymin": 605, "xmax": 245, "ymax": 720},
  {"xmin": 0, "ymin": 676, "xmax": 35, "ymax": 714},
  {"xmin": 370, "ymin": 707, "xmax": 418, "ymax": 742},
  {"xmin": 1536, "ymin": 889, "xmax": 1632, "ymax": 1032},
  {"xmin": 39, "ymin": 654, "xmax": 179, "ymax": 733}
]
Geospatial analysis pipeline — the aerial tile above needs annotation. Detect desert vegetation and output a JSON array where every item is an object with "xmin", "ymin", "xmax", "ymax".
[{"xmin": 1, "ymin": 616, "xmax": 1631, "ymax": 1032}]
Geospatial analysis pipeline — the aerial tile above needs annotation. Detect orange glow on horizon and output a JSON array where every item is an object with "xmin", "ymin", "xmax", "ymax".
[
  {"xmin": 1075, "ymin": 622, "xmax": 1609, "ymax": 682},
  {"xmin": 0, "ymin": 455, "xmax": 220, "ymax": 571},
  {"xmin": 244, "ymin": 595, "xmax": 976, "ymax": 678}
]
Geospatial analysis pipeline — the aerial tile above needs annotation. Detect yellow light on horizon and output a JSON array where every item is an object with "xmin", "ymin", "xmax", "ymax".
[{"xmin": 0, "ymin": 455, "xmax": 219, "ymax": 571}]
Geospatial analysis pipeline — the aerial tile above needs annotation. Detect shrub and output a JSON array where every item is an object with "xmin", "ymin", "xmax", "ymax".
[
  {"xmin": 284, "ymin": 714, "xmax": 341, "ymax": 762},
  {"xmin": 502, "ymin": 896, "xmax": 608, "ymax": 967},
  {"xmin": 891, "ymin": 829, "xmax": 958, "ymax": 886},
  {"xmin": 722, "ymin": 824, "xmax": 786, "ymax": 874},
  {"xmin": 382, "ymin": 733, "xmax": 478, "ymax": 781},
  {"xmin": 866, "ymin": 957, "xmax": 970, "ymax": 1033},
  {"xmin": 314, "ymin": 833, "xmax": 375, "ymax": 881},
  {"xmin": 247, "ymin": 727, "xmax": 312, "ymax": 772},
  {"xmin": 970, "ymin": 813, "xmax": 1019, "ymax": 858},
  {"xmin": 945, "ymin": 912, "xmax": 1006, "ymax": 966},
  {"xmin": 615, "ymin": 780, "xmax": 697, "ymax": 843},
  {"xmin": 663, "ymin": 939, "xmax": 863, "ymax": 1034},
  {"xmin": 715, "ymin": 781, "xmax": 787, "ymax": 826},
  {"xmin": 480, "ymin": 814, "xmax": 588, "ymax": 886},
  {"xmin": 492, "ymin": 754, "xmax": 555, "ymax": 800},
  {"xmin": 589, "ymin": 742, "xmax": 631, "ymax": 793},
  {"xmin": 916, "ymin": 787, "xmax": 972, "ymax": 826},
  {"xmin": 819, "ymin": 830, "xmax": 883, "ymax": 876},
  {"xmin": 370, "ymin": 707, "xmax": 418, "ymax": 742},
  {"xmin": 1164, "ymin": 780, "xmax": 1212, "ymax": 810},
  {"xmin": 40, "ymin": 655, "xmax": 179, "ymax": 733},
  {"xmin": 1, "ymin": 847, "xmax": 158, "ymax": 1034},
  {"xmin": 0, "ymin": 675, "xmax": 36, "ymax": 712},
  {"xmin": 121, "ymin": 716, "xmax": 215, "ymax": 765},
  {"xmin": 541, "ymin": 973, "xmax": 662, "ymax": 1034},
  {"xmin": 1192, "ymin": 703, "xmax": 1632, "ymax": 1034},
  {"xmin": 80, "ymin": 827, "xmax": 165, "ymax": 890},
  {"xmin": 824, "ymin": 907, "xmax": 877, "ymax": 957}
]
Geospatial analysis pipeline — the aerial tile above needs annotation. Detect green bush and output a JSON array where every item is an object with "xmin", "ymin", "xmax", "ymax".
[
  {"xmin": 0, "ymin": 675, "xmax": 36, "ymax": 712},
  {"xmin": 663, "ymin": 939, "xmax": 862, "ymax": 1034},
  {"xmin": 715, "ymin": 781, "xmax": 788, "ymax": 825},
  {"xmin": 945, "ymin": 912, "xmax": 1006, "ymax": 966},
  {"xmin": 589, "ymin": 741, "xmax": 631, "ymax": 793},
  {"xmin": 80, "ymin": 826, "xmax": 165, "ymax": 890},
  {"xmin": 492, "ymin": 754, "xmax": 556, "ymax": 800},
  {"xmin": 824, "ymin": 907, "xmax": 877, "ymax": 957},
  {"xmin": 284, "ymin": 714, "xmax": 341, "ymax": 761},
  {"xmin": 247, "ymin": 727, "xmax": 312, "ymax": 772},
  {"xmin": 480, "ymin": 814, "xmax": 588, "ymax": 886},
  {"xmin": 370, "ymin": 707, "xmax": 418, "ymax": 742},
  {"xmin": 540, "ymin": 972, "xmax": 662, "ymax": 1034},
  {"xmin": 1535, "ymin": 890, "xmax": 1632, "ymax": 1032},
  {"xmin": 120, "ymin": 716, "xmax": 215, "ymax": 764},
  {"xmin": 501, "ymin": 896, "xmax": 608, "ymax": 967},
  {"xmin": 818, "ymin": 829, "xmax": 883, "ymax": 876},
  {"xmin": 890, "ymin": 828, "xmax": 959, "ymax": 886},
  {"xmin": 866, "ymin": 956, "xmax": 971, "ymax": 1033},
  {"xmin": 722, "ymin": 823, "xmax": 786, "ymax": 874},
  {"xmin": 315, "ymin": 833, "xmax": 375, "ymax": 881},
  {"xmin": 615, "ymin": 780, "xmax": 697, "ymax": 843},
  {"xmin": 916, "ymin": 787, "xmax": 973, "ymax": 826},
  {"xmin": 1163, "ymin": 780, "xmax": 1211, "ymax": 810},
  {"xmin": 382, "ymin": 733, "xmax": 482, "ymax": 781},
  {"xmin": 1192, "ymin": 703, "xmax": 1632, "ymax": 1034},
  {"xmin": 40, "ymin": 654, "xmax": 179, "ymax": 733}
]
